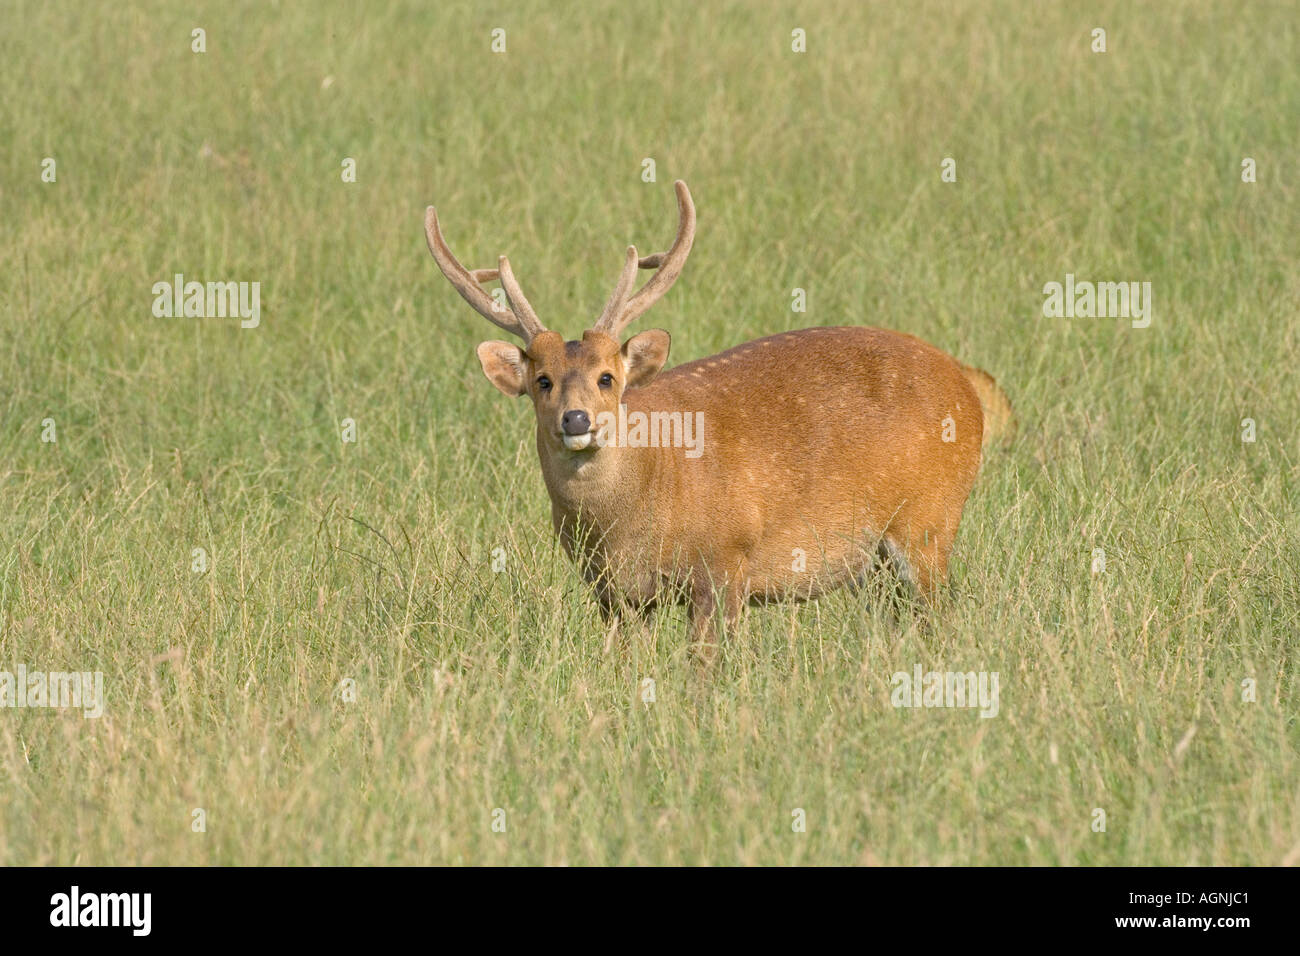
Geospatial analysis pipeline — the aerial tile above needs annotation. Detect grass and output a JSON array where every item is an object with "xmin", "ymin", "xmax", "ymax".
[{"xmin": 0, "ymin": 0, "xmax": 1296, "ymax": 865}]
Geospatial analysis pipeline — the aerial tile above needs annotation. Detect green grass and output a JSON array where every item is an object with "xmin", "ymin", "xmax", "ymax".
[{"xmin": 1, "ymin": 0, "xmax": 1296, "ymax": 865}]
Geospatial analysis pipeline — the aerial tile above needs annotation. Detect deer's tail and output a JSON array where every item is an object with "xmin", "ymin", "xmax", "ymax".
[{"xmin": 960, "ymin": 363, "xmax": 1017, "ymax": 447}]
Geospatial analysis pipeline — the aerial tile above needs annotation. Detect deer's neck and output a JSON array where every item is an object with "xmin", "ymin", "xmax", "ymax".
[{"xmin": 536, "ymin": 433, "xmax": 660, "ymax": 538}]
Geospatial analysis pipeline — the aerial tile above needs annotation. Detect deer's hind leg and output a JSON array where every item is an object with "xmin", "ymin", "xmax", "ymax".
[{"xmin": 889, "ymin": 526, "xmax": 955, "ymax": 607}]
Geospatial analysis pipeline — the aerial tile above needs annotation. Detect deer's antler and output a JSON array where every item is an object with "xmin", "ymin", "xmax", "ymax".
[
  {"xmin": 424, "ymin": 206, "xmax": 547, "ymax": 344},
  {"xmin": 594, "ymin": 180, "xmax": 696, "ymax": 338}
]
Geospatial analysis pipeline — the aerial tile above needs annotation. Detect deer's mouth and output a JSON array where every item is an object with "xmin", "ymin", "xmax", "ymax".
[{"xmin": 561, "ymin": 431, "xmax": 596, "ymax": 451}]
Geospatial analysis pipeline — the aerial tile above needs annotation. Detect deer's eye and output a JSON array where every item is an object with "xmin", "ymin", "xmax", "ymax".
[
  {"xmin": 536, "ymin": 376, "xmax": 552, "ymax": 391},
  {"xmin": 598, "ymin": 373, "xmax": 614, "ymax": 389}
]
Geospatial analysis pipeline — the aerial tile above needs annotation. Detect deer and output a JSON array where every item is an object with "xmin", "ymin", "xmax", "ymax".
[{"xmin": 424, "ymin": 181, "xmax": 1014, "ymax": 654}]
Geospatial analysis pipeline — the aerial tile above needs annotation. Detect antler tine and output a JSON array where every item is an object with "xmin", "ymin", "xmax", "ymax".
[
  {"xmin": 594, "ymin": 245, "xmax": 641, "ymax": 333},
  {"xmin": 595, "ymin": 180, "xmax": 696, "ymax": 338},
  {"xmin": 496, "ymin": 255, "xmax": 547, "ymax": 341},
  {"xmin": 424, "ymin": 205, "xmax": 548, "ymax": 344}
]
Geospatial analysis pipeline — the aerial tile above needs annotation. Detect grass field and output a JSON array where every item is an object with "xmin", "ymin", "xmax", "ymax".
[{"xmin": 1, "ymin": 0, "xmax": 1297, "ymax": 865}]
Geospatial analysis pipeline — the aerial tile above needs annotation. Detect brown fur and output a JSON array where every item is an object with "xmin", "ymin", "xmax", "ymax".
[
  {"xmin": 426, "ymin": 183, "xmax": 1014, "ymax": 651},
  {"xmin": 958, "ymin": 363, "xmax": 1017, "ymax": 446}
]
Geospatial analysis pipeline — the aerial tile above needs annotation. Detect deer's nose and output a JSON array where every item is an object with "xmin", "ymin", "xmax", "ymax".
[{"xmin": 561, "ymin": 410, "xmax": 591, "ymax": 435}]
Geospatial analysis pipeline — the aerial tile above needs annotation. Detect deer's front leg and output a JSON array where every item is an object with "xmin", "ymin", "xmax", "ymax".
[{"xmin": 687, "ymin": 569, "xmax": 743, "ymax": 663}]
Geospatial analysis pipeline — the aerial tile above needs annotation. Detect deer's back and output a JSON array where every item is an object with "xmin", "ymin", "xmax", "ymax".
[{"xmin": 625, "ymin": 326, "xmax": 984, "ymax": 597}]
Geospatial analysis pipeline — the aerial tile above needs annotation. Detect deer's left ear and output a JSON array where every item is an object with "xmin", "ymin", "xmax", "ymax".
[
  {"xmin": 621, "ymin": 330, "xmax": 670, "ymax": 388},
  {"xmin": 476, "ymin": 341, "xmax": 527, "ymax": 397}
]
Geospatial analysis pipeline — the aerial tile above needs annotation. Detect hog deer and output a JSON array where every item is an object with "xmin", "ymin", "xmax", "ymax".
[{"xmin": 424, "ymin": 181, "xmax": 1013, "ymax": 651}]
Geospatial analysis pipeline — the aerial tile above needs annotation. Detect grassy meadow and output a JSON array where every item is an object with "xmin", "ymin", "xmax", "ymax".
[{"xmin": 0, "ymin": 0, "xmax": 1297, "ymax": 865}]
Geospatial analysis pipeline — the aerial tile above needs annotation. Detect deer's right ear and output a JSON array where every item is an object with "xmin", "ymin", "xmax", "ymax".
[
  {"xmin": 622, "ymin": 329, "xmax": 671, "ymax": 388},
  {"xmin": 476, "ymin": 341, "xmax": 527, "ymax": 397}
]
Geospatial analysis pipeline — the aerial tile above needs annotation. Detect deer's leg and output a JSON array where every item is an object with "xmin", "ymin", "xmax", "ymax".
[
  {"xmin": 687, "ymin": 569, "xmax": 743, "ymax": 663},
  {"xmin": 592, "ymin": 577, "xmax": 638, "ymax": 653},
  {"xmin": 896, "ymin": 528, "xmax": 953, "ymax": 606},
  {"xmin": 593, "ymin": 579, "xmax": 621, "ymax": 622}
]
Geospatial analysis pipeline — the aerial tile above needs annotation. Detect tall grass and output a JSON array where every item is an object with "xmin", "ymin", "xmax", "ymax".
[{"xmin": 0, "ymin": 0, "xmax": 1296, "ymax": 864}]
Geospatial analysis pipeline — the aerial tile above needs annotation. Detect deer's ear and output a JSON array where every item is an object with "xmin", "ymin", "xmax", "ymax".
[
  {"xmin": 476, "ymin": 341, "xmax": 527, "ymax": 397},
  {"xmin": 622, "ymin": 329, "xmax": 670, "ymax": 389}
]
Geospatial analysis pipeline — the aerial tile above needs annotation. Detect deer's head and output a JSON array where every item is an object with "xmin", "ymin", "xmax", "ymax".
[{"xmin": 424, "ymin": 181, "xmax": 695, "ymax": 455}]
